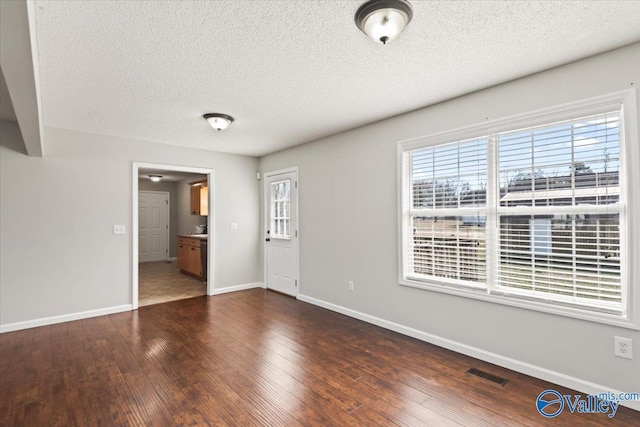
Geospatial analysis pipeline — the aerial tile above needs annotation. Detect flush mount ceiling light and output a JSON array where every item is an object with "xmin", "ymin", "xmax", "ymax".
[
  {"xmin": 355, "ymin": 0, "xmax": 413, "ymax": 45},
  {"xmin": 148, "ymin": 175, "xmax": 163, "ymax": 182},
  {"xmin": 203, "ymin": 113, "xmax": 234, "ymax": 131}
]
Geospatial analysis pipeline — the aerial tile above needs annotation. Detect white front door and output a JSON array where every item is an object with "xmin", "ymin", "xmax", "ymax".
[
  {"xmin": 139, "ymin": 191, "xmax": 169, "ymax": 262},
  {"xmin": 266, "ymin": 170, "xmax": 298, "ymax": 296}
]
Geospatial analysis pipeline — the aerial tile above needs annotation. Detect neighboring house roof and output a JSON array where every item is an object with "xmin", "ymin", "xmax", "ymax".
[{"xmin": 500, "ymin": 186, "xmax": 620, "ymax": 202}]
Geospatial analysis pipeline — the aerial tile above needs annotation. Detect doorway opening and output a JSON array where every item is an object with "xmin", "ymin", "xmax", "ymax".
[{"xmin": 132, "ymin": 162, "xmax": 215, "ymax": 309}]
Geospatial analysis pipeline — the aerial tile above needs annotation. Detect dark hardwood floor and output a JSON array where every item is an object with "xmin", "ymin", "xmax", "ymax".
[{"xmin": 1, "ymin": 289, "xmax": 638, "ymax": 426}]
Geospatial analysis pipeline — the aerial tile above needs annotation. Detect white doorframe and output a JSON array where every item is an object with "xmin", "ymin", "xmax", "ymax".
[
  {"xmin": 132, "ymin": 162, "xmax": 215, "ymax": 310},
  {"xmin": 138, "ymin": 190, "xmax": 170, "ymax": 262},
  {"xmin": 263, "ymin": 166, "xmax": 299, "ymax": 296}
]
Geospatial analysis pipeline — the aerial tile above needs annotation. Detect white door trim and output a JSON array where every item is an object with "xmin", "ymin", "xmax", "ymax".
[
  {"xmin": 132, "ymin": 162, "xmax": 215, "ymax": 310},
  {"xmin": 138, "ymin": 190, "xmax": 170, "ymax": 262},
  {"xmin": 263, "ymin": 166, "xmax": 299, "ymax": 296}
]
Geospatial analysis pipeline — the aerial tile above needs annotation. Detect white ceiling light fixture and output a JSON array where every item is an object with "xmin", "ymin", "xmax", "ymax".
[
  {"xmin": 203, "ymin": 113, "xmax": 234, "ymax": 131},
  {"xmin": 148, "ymin": 175, "xmax": 162, "ymax": 182},
  {"xmin": 355, "ymin": 0, "xmax": 413, "ymax": 45}
]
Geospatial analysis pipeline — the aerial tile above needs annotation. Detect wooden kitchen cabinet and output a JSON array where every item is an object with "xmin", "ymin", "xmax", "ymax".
[
  {"xmin": 177, "ymin": 236, "xmax": 204, "ymax": 279},
  {"xmin": 177, "ymin": 241, "xmax": 189, "ymax": 271},
  {"xmin": 189, "ymin": 181, "xmax": 208, "ymax": 216},
  {"xmin": 187, "ymin": 246, "xmax": 201, "ymax": 276}
]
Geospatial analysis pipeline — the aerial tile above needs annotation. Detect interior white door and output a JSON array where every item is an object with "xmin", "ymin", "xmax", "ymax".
[
  {"xmin": 139, "ymin": 191, "xmax": 169, "ymax": 262},
  {"xmin": 266, "ymin": 171, "xmax": 298, "ymax": 296}
]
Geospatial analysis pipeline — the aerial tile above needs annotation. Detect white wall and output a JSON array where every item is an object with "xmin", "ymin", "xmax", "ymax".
[
  {"xmin": 259, "ymin": 44, "xmax": 640, "ymax": 402},
  {"xmin": 0, "ymin": 124, "xmax": 260, "ymax": 327},
  {"xmin": 138, "ymin": 179, "xmax": 178, "ymax": 257}
]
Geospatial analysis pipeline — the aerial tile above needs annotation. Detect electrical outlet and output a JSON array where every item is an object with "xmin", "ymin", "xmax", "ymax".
[
  {"xmin": 113, "ymin": 224, "xmax": 126, "ymax": 235},
  {"xmin": 614, "ymin": 336, "xmax": 633, "ymax": 359},
  {"xmin": 348, "ymin": 281, "xmax": 354, "ymax": 291}
]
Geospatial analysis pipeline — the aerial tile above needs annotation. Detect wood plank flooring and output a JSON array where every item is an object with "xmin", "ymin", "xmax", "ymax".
[
  {"xmin": 138, "ymin": 260, "xmax": 206, "ymax": 307},
  {"xmin": 1, "ymin": 289, "xmax": 638, "ymax": 426}
]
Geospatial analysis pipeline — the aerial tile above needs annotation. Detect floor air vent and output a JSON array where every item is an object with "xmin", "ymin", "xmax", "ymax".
[{"xmin": 466, "ymin": 367, "xmax": 508, "ymax": 386}]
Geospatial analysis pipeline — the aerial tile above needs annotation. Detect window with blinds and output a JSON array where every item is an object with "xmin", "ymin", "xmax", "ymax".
[
  {"xmin": 399, "ymin": 91, "xmax": 634, "ymax": 324},
  {"xmin": 497, "ymin": 112, "xmax": 622, "ymax": 311},
  {"xmin": 408, "ymin": 138, "xmax": 488, "ymax": 287}
]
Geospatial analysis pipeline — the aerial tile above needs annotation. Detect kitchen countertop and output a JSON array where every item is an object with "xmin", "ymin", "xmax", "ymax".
[{"xmin": 178, "ymin": 234, "xmax": 208, "ymax": 240}]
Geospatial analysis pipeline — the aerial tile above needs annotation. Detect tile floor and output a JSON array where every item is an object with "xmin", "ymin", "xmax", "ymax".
[{"xmin": 138, "ymin": 260, "xmax": 206, "ymax": 306}]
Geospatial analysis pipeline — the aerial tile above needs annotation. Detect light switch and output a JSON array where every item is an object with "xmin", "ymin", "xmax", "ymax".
[
  {"xmin": 113, "ymin": 224, "xmax": 126, "ymax": 235},
  {"xmin": 231, "ymin": 222, "xmax": 238, "ymax": 230}
]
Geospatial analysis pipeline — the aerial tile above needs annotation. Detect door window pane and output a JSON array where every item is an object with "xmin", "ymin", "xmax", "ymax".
[{"xmin": 271, "ymin": 180, "xmax": 291, "ymax": 238}]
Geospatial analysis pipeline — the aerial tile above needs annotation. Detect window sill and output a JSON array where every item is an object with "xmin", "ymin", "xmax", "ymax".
[{"xmin": 399, "ymin": 277, "xmax": 638, "ymax": 330}]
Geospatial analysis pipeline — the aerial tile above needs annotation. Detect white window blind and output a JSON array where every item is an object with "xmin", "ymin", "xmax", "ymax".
[
  {"xmin": 400, "ymin": 92, "xmax": 633, "ymax": 323},
  {"xmin": 496, "ymin": 112, "xmax": 622, "ymax": 311},
  {"xmin": 408, "ymin": 137, "xmax": 488, "ymax": 287}
]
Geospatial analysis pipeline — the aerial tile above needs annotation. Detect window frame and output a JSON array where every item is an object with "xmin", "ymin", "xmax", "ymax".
[
  {"xmin": 270, "ymin": 179, "xmax": 292, "ymax": 240},
  {"xmin": 397, "ymin": 89, "xmax": 639, "ymax": 329}
]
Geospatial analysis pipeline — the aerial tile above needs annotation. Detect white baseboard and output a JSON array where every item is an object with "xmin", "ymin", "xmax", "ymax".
[
  {"xmin": 167, "ymin": 257, "xmax": 177, "ymax": 262},
  {"xmin": 0, "ymin": 281, "xmax": 266, "ymax": 331},
  {"xmin": 0, "ymin": 304, "xmax": 133, "ymax": 333},
  {"xmin": 212, "ymin": 282, "xmax": 265, "ymax": 295},
  {"xmin": 297, "ymin": 294, "xmax": 640, "ymax": 412}
]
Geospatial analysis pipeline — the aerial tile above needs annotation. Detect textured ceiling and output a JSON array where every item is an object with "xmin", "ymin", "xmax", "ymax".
[
  {"xmin": 33, "ymin": 1, "xmax": 640, "ymax": 157},
  {"xmin": 138, "ymin": 168, "xmax": 204, "ymax": 183}
]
